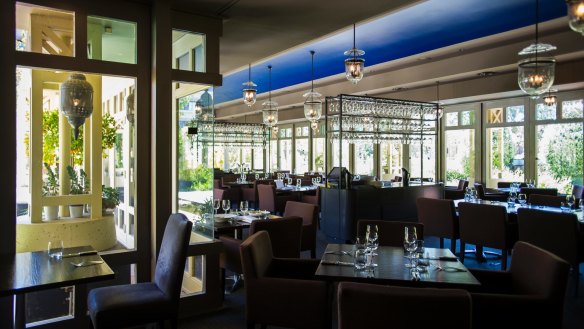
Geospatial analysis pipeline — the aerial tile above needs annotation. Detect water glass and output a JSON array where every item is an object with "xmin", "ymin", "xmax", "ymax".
[
  {"xmin": 221, "ymin": 199, "xmax": 231, "ymax": 214},
  {"xmin": 48, "ymin": 240, "xmax": 64, "ymax": 259},
  {"xmin": 518, "ymin": 193, "xmax": 527, "ymax": 207},
  {"xmin": 354, "ymin": 248, "xmax": 368, "ymax": 270},
  {"xmin": 566, "ymin": 195, "xmax": 575, "ymax": 209},
  {"xmin": 240, "ymin": 200, "xmax": 249, "ymax": 215}
]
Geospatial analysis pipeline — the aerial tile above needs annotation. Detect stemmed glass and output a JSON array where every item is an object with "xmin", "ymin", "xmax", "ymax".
[
  {"xmin": 366, "ymin": 225, "xmax": 379, "ymax": 267},
  {"xmin": 403, "ymin": 226, "xmax": 417, "ymax": 268},
  {"xmin": 222, "ymin": 199, "xmax": 231, "ymax": 214},
  {"xmin": 517, "ymin": 193, "xmax": 527, "ymax": 207},
  {"xmin": 240, "ymin": 200, "xmax": 249, "ymax": 215},
  {"xmin": 213, "ymin": 199, "xmax": 221, "ymax": 215},
  {"xmin": 566, "ymin": 195, "xmax": 575, "ymax": 211}
]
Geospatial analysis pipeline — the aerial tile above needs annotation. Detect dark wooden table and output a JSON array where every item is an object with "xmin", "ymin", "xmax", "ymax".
[
  {"xmin": 453, "ymin": 199, "xmax": 583, "ymax": 222},
  {"xmin": 315, "ymin": 244, "xmax": 480, "ymax": 289},
  {"xmin": 0, "ymin": 246, "xmax": 114, "ymax": 329}
]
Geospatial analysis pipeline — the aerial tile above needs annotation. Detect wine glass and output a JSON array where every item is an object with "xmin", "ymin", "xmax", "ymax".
[
  {"xmin": 213, "ymin": 199, "xmax": 220, "ymax": 215},
  {"xmin": 566, "ymin": 195, "xmax": 575, "ymax": 210},
  {"xmin": 403, "ymin": 226, "xmax": 417, "ymax": 268},
  {"xmin": 240, "ymin": 200, "xmax": 249, "ymax": 215},
  {"xmin": 517, "ymin": 193, "xmax": 527, "ymax": 207},
  {"xmin": 366, "ymin": 225, "xmax": 379, "ymax": 267},
  {"xmin": 222, "ymin": 199, "xmax": 231, "ymax": 214}
]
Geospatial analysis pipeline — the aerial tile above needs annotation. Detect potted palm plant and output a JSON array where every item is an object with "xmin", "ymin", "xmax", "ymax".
[
  {"xmin": 42, "ymin": 162, "xmax": 59, "ymax": 220},
  {"xmin": 66, "ymin": 165, "xmax": 89, "ymax": 218},
  {"xmin": 102, "ymin": 185, "xmax": 120, "ymax": 215}
]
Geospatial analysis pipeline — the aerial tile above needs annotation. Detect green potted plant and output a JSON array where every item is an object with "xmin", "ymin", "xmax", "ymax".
[
  {"xmin": 102, "ymin": 185, "xmax": 120, "ymax": 215},
  {"xmin": 42, "ymin": 162, "xmax": 59, "ymax": 220},
  {"xmin": 66, "ymin": 165, "xmax": 89, "ymax": 218}
]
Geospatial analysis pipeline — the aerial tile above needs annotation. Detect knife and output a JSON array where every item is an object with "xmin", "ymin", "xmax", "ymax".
[
  {"xmin": 320, "ymin": 260, "xmax": 354, "ymax": 266},
  {"xmin": 62, "ymin": 250, "xmax": 98, "ymax": 258}
]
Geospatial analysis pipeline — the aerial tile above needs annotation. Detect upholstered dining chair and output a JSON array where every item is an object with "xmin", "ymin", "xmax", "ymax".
[
  {"xmin": 283, "ymin": 201, "xmax": 319, "ymax": 258},
  {"xmin": 416, "ymin": 197, "xmax": 459, "ymax": 253},
  {"xmin": 87, "ymin": 213, "xmax": 192, "ymax": 329},
  {"xmin": 517, "ymin": 207, "xmax": 583, "ymax": 296},
  {"xmin": 444, "ymin": 179, "xmax": 468, "ymax": 200},
  {"xmin": 470, "ymin": 241, "xmax": 570, "ymax": 329},
  {"xmin": 356, "ymin": 219, "xmax": 424, "ymax": 247},
  {"xmin": 474, "ymin": 182, "xmax": 507, "ymax": 202},
  {"xmin": 240, "ymin": 231, "xmax": 328, "ymax": 329},
  {"xmin": 219, "ymin": 216, "xmax": 303, "ymax": 294},
  {"xmin": 257, "ymin": 183, "xmax": 295, "ymax": 215},
  {"xmin": 458, "ymin": 202, "xmax": 517, "ymax": 270},
  {"xmin": 528, "ymin": 194, "xmax": 565, "ymax": 207},
  {"xmin": 519, "ymin": 187, "xmax": 558, "ymax": 197},
  {"xmin": 337, "ymin": 282, "xmax": 472, "ymax": 329}
]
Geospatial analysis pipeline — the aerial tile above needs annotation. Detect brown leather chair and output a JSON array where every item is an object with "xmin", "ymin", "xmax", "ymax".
[
  {"xmin": 219, "ymin": 216, "xmax": 303, "ymax": 294},
  {"xmin": 520, "ymin": 187, "xmax": 558, "ymax": 198},
  {"xmin": 337, "ymin": 282, "xmax": 472, "ymax": 329},
  {"xmin": 474, "ymin": 182, "xmax": 507, "ymax": 202},
  {"xmin": 416, "ymin": 197, "xmax": 459, "ymax": 253},
  {"xmin": 458, "ymin": 202, "xmax": 517, "ymax": 270},
  {"xmin": 284, "ymin": 201, "xmax": 319, "ymax": 258},
  {"xmin": 528, "ymin": 194, "xmax": 565, "ymax": 207},
  {"xmin": 356, "ymin": 220, "xmax": 423, "ymax": 247},
  {"xmin": 517, "ymin": 207, "xmax": 583, "ymax": 295},
  {"xmin": 257, "ymin": 183, "xmax": 295, "ymax": 215},
  {"xmin": 240, "ymin": 231, "xmax": 328, "ymax": 329},
  {"xmin": 444, "ymin": 179, "xmax": 468, "ymax": 200},
  {"xmin": 470, "ymin": 241, "xmax": 570, "ymax": 329},
  {"xmin": 88, "ymin": 214, "xmax": 192, "ymax": 329},
  {"xmin": 241, "ymin": 179, "xmax": 274, "ymax": 209},
  {"xmin": 572, "ymin": 184, "xmax": 583, "ymax": 208}
]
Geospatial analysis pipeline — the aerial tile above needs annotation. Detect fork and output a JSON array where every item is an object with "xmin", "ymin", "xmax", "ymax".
[{"xmin": 70, "ymin": 260, "xmax": 104, "ymax": 267}]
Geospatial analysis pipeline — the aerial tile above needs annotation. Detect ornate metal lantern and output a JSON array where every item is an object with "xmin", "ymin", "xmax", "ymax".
[{"xmin": 60, "ymin": 73, "xmax": 93, "ymax": 139}]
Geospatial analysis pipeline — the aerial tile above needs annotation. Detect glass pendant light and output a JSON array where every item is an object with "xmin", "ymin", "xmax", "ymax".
[
  {"xmin": 344, "ymin": 24, "xmax": 365, "ymax": 84},
  {"xmin": 242, "ymin": 64, "xmax": 257, "ymax": 106},
  {"xmin": 543, "ymin": 89, "xmax": 557, "ymax": 106},
  {"xmin": 435, "ymin": 81, "xmax": 444, "ymax": 119},
  {"xmin": 262, "ymin": 65, "xmax": 278, "ymax": 127},
  {"xmin": 518, "ymin": 0, "xmax": 556, "ymax": 98},
  {"xmin": 566, "ymin": 0, "xmax": 584, "ymax": 35},
  {"xmin": 304, "ymin": 50, "xmax": 322, "ymax": 131},
  {"xmin": 60, "ymin": 73, "xmax": 94, "ymax": 139}
]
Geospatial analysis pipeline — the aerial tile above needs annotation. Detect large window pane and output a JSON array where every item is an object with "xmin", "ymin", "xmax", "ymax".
[
  {"xmin": 487, "ymin": 127, "xmax": 524, "ymax": 185},
  {"xmin": 506, "ymin": 105, "xmax": 524, "ymax": 123},
  {"xmin": 536, "ymin": 123, "xmax": 583, "ymax": 193},
  {"xmin": 295, "ymin": 139, "xmax": 309, "ymax": 174},
  {"xmin": 253, "ymin": 147, "xmax": 264, "ymax": 171},
  {"xmin": 536, "ymin": 103, "xmax": 556, "ymax": 120},
  {"xmin": 312, "ymin": 138, "xmax": 325, "ymax": 173},
  {"xmin": 409, "ymin": 137, "xmax": 436, "ymax": 181},
  {"xmin": 445, "ymin": 129, "xmax": 475, "ymax": 185},
  {"xmin": 354, "ymin": 143, "xmax": 374, "ymax": 176},
  {"xmin": 16, "ymin": 3, "xmax": 75, "ymax": 57},
  {"xmin": 87, "ymin": 16, "xmax": 137, "ymax": 64},
  {"xmin": 172, "ymin": 30, "xmax": 206, "ymax": 72},
  {"xmin": 279, "ymin": 140, "xmax": 292, "ymax": 171},
  {"xmin": 380, "ymin": 143, "xmax": 402, "ymax": 181},
  {"xmin": 331, "ymin": 140, "xmax": 349, "ymax": 170},
  {"xmin": 562, "ymin": 99, "xmax": 583, "ymax": 119}
]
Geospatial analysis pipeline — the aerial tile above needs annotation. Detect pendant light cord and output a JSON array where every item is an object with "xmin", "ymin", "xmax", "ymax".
[
  {"xmin": 268, "ymin": 65, "xmax": 272, "ymax": 101},
  {"xmin": 310, "ymin": 51, "xmax": 315, "ymax": 92},
  {"xmin": 535, "ymin": 0, "xmax": 539, "ymax": 61},
  {"xmin": 353, "ymin": 24, "xmax": 357, "ymax": 60},
  {"xmin": 248, "ymin": 64, "xmax": 251, "ymax": 82}
]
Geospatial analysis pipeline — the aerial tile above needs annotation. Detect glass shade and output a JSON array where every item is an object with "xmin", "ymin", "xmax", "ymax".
[
  {"xmin": 310, "ymin": 120, "xmax": 319, "ymax": 131},
  {"xmin": 543, "ymin": 94, "xmax": 557, "ymax": 107},
  {"xmin": 303, "ymin": 91, "xmax": 322, "ymax": 122},
  {"xmin": 567, "ymin": 0, "xmax": 584, "ymax": 35},
  {"xmin": 517, "ymin": 57, "xmax": 555, "ymax": 98},
  {"xmin": 242, "ymin": 81, "xmax": 257, "ymax": 106},
  {"xmin": 262, "ymin": 100, "xmax": 278, "ymax": 126},
  {"xmin": 344, "ymin": 56, "xmax": 365, "ymax": 84},
  {"xmin": 60, "ymin": 73, "xmax": 94, "ymax": 139}
]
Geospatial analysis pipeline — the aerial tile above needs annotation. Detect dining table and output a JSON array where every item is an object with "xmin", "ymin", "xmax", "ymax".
[
  {"xmin": 315, "ymin": 244, "xmax": 480, "ymax": 289},
  {"xmin": 0, "ymin": 245, "xmax": 114, "ymax": 329}
]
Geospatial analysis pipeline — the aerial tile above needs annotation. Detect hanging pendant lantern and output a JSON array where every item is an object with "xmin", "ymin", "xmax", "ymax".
[
  {"xmin": 543, "ymin": 90, "xmax": 558, "ymax": 107},
  {"xmin": 304, "ymin": 50, "xmax": 322, "ymax": 130},
  {"xmin": 242, "ymin": 64, "xmax": 257, "ymax": 106},
  {"xmin": 566, "ymin": 0, "xmax": 584, "ymax": 35},
  {"xmin": 344, "ymin": 24, "xmax": 365, "ymax": 84},
  {"xmin": 436, "ymin": 81, "xmax": 444, "ymax": 119},
  {"xmin": 125, "ymin": 89, "xmax": 135, "ymax": 123},
  {"xmin": 60, "ymin": 73, "xmax": 93, "ymax": 139},
  {"xmin": 517, "ymin": 0, "xmax": 557, "ymax": 98},
  {"xmin": 262, "ymin": 65, "xmax": 278, "ymax": 127}
]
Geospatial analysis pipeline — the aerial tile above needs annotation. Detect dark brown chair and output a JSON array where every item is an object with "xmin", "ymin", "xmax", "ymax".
[
  {"xmin": 241, "ymin": 181, "xmax": 259, "ymax": 208},
  {"xmin": 88, "ymin": 214, "xmax": 192, "ymax": 329},
  {"xmin": 240, "ymin": 231, "xmax": 328, "ymax": 329},
  {"xmin": 470, "ymin": 241, "xmax": 570, "ymax": 329},
  {"xmin": 416, "ymin": 197, "xmax": 459, "ymax": 253},
  {"xmin": 444, "ymin": 179, "xmax": 468, "ymax": 200},
  {"xmin": 520, "ymin": 187, "xmax": 558, "ymax": 198},
  {"xmin": 301, "ymin": 186, "xmax": 321, "ymax": 207},
  {"xmin": 257, "ymin": 183, "xmax": 295, "ymax": 215},
  {"xmin": 284, "ymin": 201, "xmax": 319, "ymax": 258},
  {"xmin": 517, "ymin": 207, "xmax": 583, "ymax": 295},
  {"xmin": 337, "ymin": 282, "xmax": 471, "ymax": 329},
  {"xmin": 213, "ymin": 188, "xmax": 241, "ymax": 212},
  {"xmin": 573, "ymin": 184, "xmax": 584, "ymax": 199},
  {"xmin": 356, "ymin": 220, "xmax": 423, "ymax": 247},
  {"xmin": 497, "ymin": 181, "xmax": 527, "ymax": 188},
  {"xmin": 458, "ymin": 202, "xmax": 517, "ymax": 270},
  {"xmin": 528, "ymin": 194, "xmax": 565, "ymax": 207},
  {"xmin": 219, "ymin": 216, "xmax": 303, "ymax": 294},
  {"xmin": 474, "ymin": 182, "xmax": 507, "ymax": 202}
]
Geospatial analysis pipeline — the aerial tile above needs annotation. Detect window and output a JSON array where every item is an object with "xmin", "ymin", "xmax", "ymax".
[
  {"xmin": 87, "ymin": 16, "xmax": 137, "ymax": 64},
  {"xmin": 380, "ymin": 143, "xmax": 402, "ymax": 181},
  {"xmin": 354, "ymin": 143, "xmax": 374, "ymax": 175},
  {"xmin": 295, "ymin": 125, "xmax": 309, "ymax": 174},
  {"xmin": 172, "ymin": 30, "xmax": 206, "ymax": 72}
]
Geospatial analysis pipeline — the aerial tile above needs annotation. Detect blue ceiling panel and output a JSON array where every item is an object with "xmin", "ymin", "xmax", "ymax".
[{"xmin": 214, "ymin": 0, "xmax": 566, "ymax": 105}]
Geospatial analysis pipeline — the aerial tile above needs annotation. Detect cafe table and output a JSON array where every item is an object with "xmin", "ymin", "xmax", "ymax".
[
  {"xmin": 315, "ymin": 244, "xmax": 480, "ymax": 289},
  {"xmin": 0, "ymin": 246, "xmax": 114, "ymax": 329},
  {"xmin": 453, "ymin": 199, "xmax": 584, "ymax": 222}
]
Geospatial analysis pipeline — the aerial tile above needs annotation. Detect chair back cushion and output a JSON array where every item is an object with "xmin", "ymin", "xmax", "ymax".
[
  {"xmin": 572, "ymin": 184, "xmax": 584, "ymax": 199},
  {"xmin": 458, "ymin": 202, "xmax": 510, "ymax": 249},
  {"xmin": 527, "ymin": 194, "xmax": 565, "ymax": 207},
  {"xmin": 510, "ymin": 241, "xmax": 571, "ymax": 299},
  {"xmin": 356, "ymin": 220, "xmax": 424, "ymax": 247},
  {"xmin": 517, "ymin": 208, "xmax": 580, "ymax": 267},
  {"xmin": 458, "ymin": 179, "xmax": 469, "ymax": 190},
  {"xmin": 284, "ymin": 201, "xmax": 318, "ymax": 226},
  {"xmin": 154, "ymin": 213, "xmax": 193, "ymax": 301},
  {"xmin": 257, "ymin": 184, "xmax": 276, "ymax": 212},
  {"xmin": 338, "ymin": 282, "xmax": 471, "ymax": 329},
  {"xmin": 416, "ymin": 197, "xmax": 458, "ymax": 239},
  {"xmin": 251, "ymin": 216, "xmax": 303, "ymax": 258},
  {"xmin": 240, "ymin": 231, "xmax": 274, "ymax": 280}
]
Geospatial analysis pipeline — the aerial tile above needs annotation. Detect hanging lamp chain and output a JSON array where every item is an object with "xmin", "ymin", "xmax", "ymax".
[
  {"xmin": 310, "ymin": 50, "xmax": 315, "ymax": 92},
  {"xmin": 268, "ymin": 65, "xmax": 272, "ymax": 101},
  {"xmin": 353, "ymin": 24, "xmax": 357, "ymax": 59},
  {"xmin": 535, "ymin": 0, "xmax": 539, "ymax": 61},
  {"xmin": 248, "ymin": 64, "xmax": 251, "ymax": 81}
]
